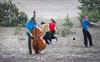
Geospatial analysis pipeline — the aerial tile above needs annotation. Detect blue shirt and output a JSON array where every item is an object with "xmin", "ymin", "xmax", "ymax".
[
  {"xmin": 26, "ymin": 19, "xmax": 37, "ymax": 32},
  {"xmin": 82, "ymin": 19, "xmax": 89, "ymax": 31}
]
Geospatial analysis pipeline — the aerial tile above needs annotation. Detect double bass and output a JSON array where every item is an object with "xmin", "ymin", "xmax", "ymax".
[{"xmin": 31, "ymin": 26, "xmax": 46, "ymax": 52}]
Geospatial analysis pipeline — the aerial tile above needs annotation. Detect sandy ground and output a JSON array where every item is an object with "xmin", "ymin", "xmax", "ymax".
[
  {"xmin": 13, "ymin": 0, "xmax": 79, "ymax": 18},
  {"xmin": 0, "ymin": 0, "xmax": 100, "ymax": 62},
  {"xmin": 0, "ymin": 25, "xmax": 100, "ymax": 62}
]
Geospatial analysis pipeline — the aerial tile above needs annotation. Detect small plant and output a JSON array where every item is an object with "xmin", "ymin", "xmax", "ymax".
[
  {"xmin": 55, "ymin": 26, "xmax": 60, "ymax": 34},
  {"xmin": 61, "ymin": 28, "xmax": 66, "ymax": 36},
  {"xmin": 14, "ymin": 24, "xmax": 21, "ymax": 35},
  {"xmin": 61, "ymin": 15, "xmax": 73, "ymax": 36}
]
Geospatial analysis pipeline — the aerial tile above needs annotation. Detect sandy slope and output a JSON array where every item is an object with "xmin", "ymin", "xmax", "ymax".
[
  {"xmin": 0, "ymin": 0, "xmax": 100, "ymax": 62},
  {"xmin": 13, "ymin": 0, "xmax": 80, "ymax": 19},
  {"xmin": 0, "ymin": 27, "xmax": 100, "ymax": 62}
]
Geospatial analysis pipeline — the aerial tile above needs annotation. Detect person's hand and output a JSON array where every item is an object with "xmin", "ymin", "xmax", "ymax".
[
  {"xmin": 33, "ymin": 11, "xmax": 35, "ymax": 14},
  {"xmin": 33, "ymin": 10, "xmax": 36, "ymax": 18}
]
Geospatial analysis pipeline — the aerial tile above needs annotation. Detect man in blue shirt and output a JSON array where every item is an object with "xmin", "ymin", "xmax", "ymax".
[
  {"xmin": 82, "ymin": 16, "xmax": 93, "ymax": 47},
  {"xmin": 26, "ymin": 11, "xmax": 39, "ymax": 54}
]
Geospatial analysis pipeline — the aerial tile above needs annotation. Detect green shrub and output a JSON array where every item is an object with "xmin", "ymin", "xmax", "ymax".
[
  {"xmin": 61, "ymin": 15, "xmax": 73, "ymax": 36},
  {"xmin": 55, "ymin": 26, "xmax": 60, "ymax": 34},
  {"xmin": 78, "ymin": 0, "xmax": 100, "ymax": 24},
  {"xmin": 78, "ymin": 11, "xmax": 100, "ymax": 25},
  {"xmin": 0, "ymin": 0, "xmax": 28, "ymax": 27},
  {"xmin": 61, "ymin": 28, "xmax": 66, "ymax": 36}
]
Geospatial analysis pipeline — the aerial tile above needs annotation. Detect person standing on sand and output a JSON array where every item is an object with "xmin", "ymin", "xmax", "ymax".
[
  {"xmin": 82, "ymin": 16, "xmax": 94, "ymax": 47},
  {"xmin": 26, "ymin": 11, "xmax": 40, "ymax": 54}
]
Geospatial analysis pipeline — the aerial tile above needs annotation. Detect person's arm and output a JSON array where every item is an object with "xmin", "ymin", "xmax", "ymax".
[
  {"xmin": 55, "ymin": 26, "xmax": 57, "ymax": 31},
  {"xmin": 54, "ymin": 23, "xmax": 57, "ymax": 31},
  {"xmin": 85, "ymin": 20, "xmax": 90, "ymax": 26},
  {"xmin": 26, "ymin": 28, "xmax": 33, "ymax": 37}
]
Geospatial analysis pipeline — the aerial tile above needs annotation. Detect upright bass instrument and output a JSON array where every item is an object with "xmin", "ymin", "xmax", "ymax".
[{"xmin": 31, "ymin": 26, "xmax": 46, "ymax": 52}]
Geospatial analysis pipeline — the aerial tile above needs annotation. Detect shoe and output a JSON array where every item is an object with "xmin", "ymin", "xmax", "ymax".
[
  {"xmin": 90, "ymin": 44, "xmax": 94, "ymax": 46},
  {"xmin": 46, "ymin": 42, "xmax": 50, "ymax": 44},
  {"xmin": 85, "ymin": 45, "xmax": 88, "ymax": 47},
  {"xmin": 55, "ymin": 37, "xmax": 57, "ymax": 41},
  {"xmin": 29, "ymin": 51, "xmax": 32, "ymax": 54},
  {"xmin": 49, "ymin": 42, "xmax": 52, "ymax": 44},
  {"xmin": 35, "ymin": 51, "xmax": 40, "ymax": 54}
]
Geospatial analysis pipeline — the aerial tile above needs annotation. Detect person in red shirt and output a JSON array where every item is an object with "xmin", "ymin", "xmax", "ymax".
[{"xmin": 49, "ymin": 18, "xmax": 57, "ymax": 43}]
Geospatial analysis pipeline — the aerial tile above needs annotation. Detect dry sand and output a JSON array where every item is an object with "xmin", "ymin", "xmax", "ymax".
[
  {"xmin": 0, "ymin": 0, "xmax": 100, "ymax": 62},
  {"xmin": 13, "ymin": 0, "xmax": 80, "ymax": 19},
  {"xmin": 0, "ymin": 26, "xmax": 100, "ymax": 62}
]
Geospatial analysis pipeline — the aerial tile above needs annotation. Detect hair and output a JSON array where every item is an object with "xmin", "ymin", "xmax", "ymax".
[
  {"xmin": 41, "ymin": 22, "xmax": 45, "ymax": 25},
  {"xmin": 51, "ymin": 18, "xmax": 56, "ymax": 23},
  {"xmin": 83, "ymin": 16, "xmax": 88, "ymax": 19}
]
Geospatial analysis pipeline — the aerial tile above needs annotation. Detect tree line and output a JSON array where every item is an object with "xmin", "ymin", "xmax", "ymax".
[{"xmin": 78, "ymin": 0, "xmax": 100, "ymax": 23}]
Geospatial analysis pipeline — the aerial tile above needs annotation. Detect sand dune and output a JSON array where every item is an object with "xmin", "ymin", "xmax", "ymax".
[{"xmin": 13, "ymin": 0, "xmax": 80, "ymax": 19}]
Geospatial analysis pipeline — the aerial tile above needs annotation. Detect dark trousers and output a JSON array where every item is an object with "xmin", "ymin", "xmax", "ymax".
[
  {"xmin": 27, "ymin": 33, "xmax": 32, "ymax": 54},
  {"xmin": 83, "ymin": 29, "xmax": 93, "ymax": 47},
  {"xmin": 51, "ymin": 30, "xmax": 57, "ymax": 42},
  {"xmin": 43, "ymin": 31, "xmax": 52, "ymax": 44},
  {"xmin": 27, "ymin": 32, "xmax": 39, "ymax": 54}
]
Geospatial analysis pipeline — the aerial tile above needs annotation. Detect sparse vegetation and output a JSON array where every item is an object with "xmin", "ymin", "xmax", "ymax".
[
  {"xmin": 78, "ymin": 0, "xmax": 100, "ymax": 24},
  {"xmin": 0, "ymin": 0, "xmax": 28, "ymax": 27},
  {"xmin": 61, "ymin": 15, "xmax": 73, "ymax": 36}
]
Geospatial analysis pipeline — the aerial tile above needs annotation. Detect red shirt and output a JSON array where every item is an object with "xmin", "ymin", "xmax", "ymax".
[{"xmin": 49, "ymin": 22, "xmax": 56, "ymax": 31}]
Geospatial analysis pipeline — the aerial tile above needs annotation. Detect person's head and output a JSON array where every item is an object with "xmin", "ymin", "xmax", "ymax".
[
  {"xmin": 51, "ymin": 18, "xmax": 56, "ymax": 23},
  {"xmin": 41, "ymin": 22, "xmax": 45, "ymax": 25},
  {"xmin": 83, "ymin": 16, "xmax": 88, "ymax": 20}
]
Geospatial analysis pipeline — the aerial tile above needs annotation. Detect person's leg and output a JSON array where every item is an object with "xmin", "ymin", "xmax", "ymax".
[
  {"xmin": 28, "ymin": 34, "xmax": 32, "ymax": 54},
  {"xmin": 51, "ymin": 31, "xmax": 55, "ymax": 39},
  {"xmin": 83, "ymin": 29, "xmax": 88, "ymax": 47},
  {"xmin": 43, "ymin": 33, "xmax": 50, "ymax": 44},
  {"xmin": 52, "ymin": 31, "xmax": 57, "ymax": 41},
  {"xmin": 47, "ymin": 31, "xmax": 52, "ymax": 43},
  {"xmin": 87, "ymin": 31, "xmax": 93, "ymax": 46}
]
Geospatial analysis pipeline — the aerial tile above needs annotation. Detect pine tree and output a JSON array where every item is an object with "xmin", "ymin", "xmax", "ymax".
[
  {"xmin": 61, "ymin": 14, "xmax": 73, "ymax": 36},
  {"xmin": 0, "ymin": 0, "xmax": 28, "ymax": 26},
  {"xmin": 78, "ymin": 0, "xmax": 100, "ymax": 23}
]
